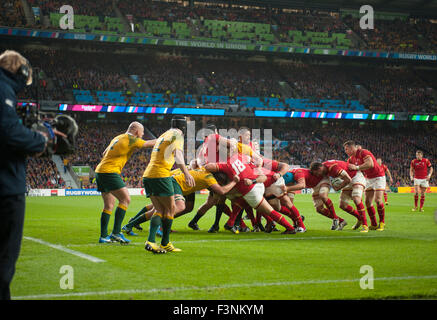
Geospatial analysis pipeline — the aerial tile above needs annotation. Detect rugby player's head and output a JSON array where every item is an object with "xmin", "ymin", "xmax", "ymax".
[
  {"xmin": 238, "ymin": 127, "xmax": 251, "ymax": 144},
  {"xmin": 212, "ymin": 172, "xmax": 228, "ymax": 186},
  {"xmin": 309, "ymin": 162, "xmax": 325, "ymax": 177},
  {"xmin": 376, "ymin": 158, "xmax": 382, "ymax": 165},
  {"xmin": 252, "ymin": 138, "xmax": 260, "ymax": 153},
  {"xmin": 343, "ymin": 140, "xmax": 357, "ymax": 157},
  {"xmin": 0, "ymin": 50, "xmax": 33, "ymax": 86},
  {"xmin": 206, "ymin": 123, "xmax": 218, "ymax": 134},
  {"xmin": 127, "ymin": 121, "xmax": 144, "ymax": 138},
  {"xmin": 171, "ymin": 116, "xmax": 187, "ymax": 135},
  {"xmin": 416, "ymin": 150, "xmax": 423, "ymax": 159}
]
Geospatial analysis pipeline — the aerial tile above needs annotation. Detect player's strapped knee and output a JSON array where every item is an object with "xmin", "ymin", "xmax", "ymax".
[
  {"xmin": 319, "ymin": 186, "xmax": 330, "ymax": 195},
  {"xmin": 154, "ymin": 212, "xmax": 163, "ymax": 218},
  {"xmin": 162, "ymin": 214, "xmax": 175, "ymax": 220},
  {"xmin": 351, "ymin": 186, "xmax": 364, "ymax": 198},
  {"xmin": 117, "ymin": 203, "xmax": 128, "ymax": 211},
  {"xmin": 175, "ymin": 194, "xmax": 185, "ymax": 202}
]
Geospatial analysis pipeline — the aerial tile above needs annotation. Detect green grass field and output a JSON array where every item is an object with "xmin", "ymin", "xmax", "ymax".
[{"xmin": 11, "ymin": 193, "xmax": 437, "ymax": 300}]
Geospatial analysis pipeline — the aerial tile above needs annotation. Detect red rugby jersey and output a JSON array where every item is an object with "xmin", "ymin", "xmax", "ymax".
[
  {"xmin": 323, "ymin": 160, "xmax": 357, "ymax": 178},
  {"xmin": 291, "ymin": 168, "xmax": 323, "ymax": 188},
  {"xmin": 411, "ymin": 158, "xmax": 431, "ymax": 179},
  {"xmin": 217, "ymin": 153, "xmax": 259, "ymax": 196},
  {"xmin": 347, "ymin": 148, "xmax": 385, "ymax": 179},
  {"xmin": 258, "ymin": 158, "xmax": 280, "ymax": 188}
]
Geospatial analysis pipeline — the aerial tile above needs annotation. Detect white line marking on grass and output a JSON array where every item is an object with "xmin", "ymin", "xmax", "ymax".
[
  {"xmin": 13, "ymin": 274, "xmax": 437, "ymax": 300},
  {"xmin": 65, "ymin": 235, "xmax": 387, "ymax": 247},
  {"xmin": 23, "ymin": 236, "xmax": 106, "ymax": 263}
]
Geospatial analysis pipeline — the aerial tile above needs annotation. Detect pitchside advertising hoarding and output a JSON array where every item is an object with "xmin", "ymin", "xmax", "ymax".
[{"xmin": 27, "ymin": 187, "xmax": 437, "ymax": 197}]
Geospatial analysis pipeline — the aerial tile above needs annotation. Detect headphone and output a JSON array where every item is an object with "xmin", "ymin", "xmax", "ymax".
[{"xmin": 15, "ymin": 58, "xmax": 32, "ymax": 86}]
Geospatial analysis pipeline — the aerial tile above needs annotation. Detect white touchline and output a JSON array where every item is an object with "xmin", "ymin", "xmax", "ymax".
[
  {"xmin": 13, "ymin": 274, "xmax": 437, "ymax": 300},
  {"xmin": 23, "ymin": 236, "xmax": 106, "ymax": 263}
]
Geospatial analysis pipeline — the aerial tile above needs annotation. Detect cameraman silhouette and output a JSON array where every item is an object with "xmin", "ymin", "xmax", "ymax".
[{"xmin": 0, "ymin": 50, "xmax": 47, "ymax": 300}]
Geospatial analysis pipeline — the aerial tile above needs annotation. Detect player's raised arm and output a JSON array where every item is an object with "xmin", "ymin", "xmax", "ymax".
[
  {"xmin": 273, "ymin": 161, "xmax": 290, "ymax": 181},
  {"xmin": 243, "ymin": 174, "xmax": 267, "ymax": 186},
  {"xmin": 174, "ymin": 148, "xmax": 195, "ymax": 187},
  {"xmin": 142, "ymin": 139, "xmax": 157, "ymax": 148},
  {"xmin": 209, "ymin": 176, "xmax": 237, "ymax": 195}
]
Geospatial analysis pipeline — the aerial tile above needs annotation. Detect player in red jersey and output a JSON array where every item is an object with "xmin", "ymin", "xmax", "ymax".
[
  {"xmin": 205, "ymin": 153, "xmax": 296, "ymax": 234},
  {"xmin": 310, "ymin": 160, "xmax": 368, "ymax": 232},
  {"xmin": 410, "ymin": 150, "xmax": 433, "ymax": 212},
  {"xmin": 258, "ymin": 158, "xmax": 305, "ymax": 232},
  {"xmin": 376, "ymin": 158, "xmax": 393, "ymax": 205},
  {"xmin": 189, "ymin": 124, "xmax": 260, "ymax": 233},
  {"xmin": 344, "ymin": 141, "xmax": 386, "ymax": 232},
  {"xmin": 285, "ymin": 167, "xmax": 344, "ymax": 230}
]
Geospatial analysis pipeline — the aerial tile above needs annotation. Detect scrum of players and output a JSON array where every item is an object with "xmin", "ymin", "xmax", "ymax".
[{"xmin": 95, "ymin": 116, "xmax": 433, "ymax": 253}]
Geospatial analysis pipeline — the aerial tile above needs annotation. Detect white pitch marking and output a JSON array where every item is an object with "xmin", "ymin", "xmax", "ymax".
[
  {"xmin": 13, "ymin": 274, "xmax": 437, "ymax": 300},
  {"xmin": 23, "ymin": 236, "xmax": 106, "ymax": 263}
]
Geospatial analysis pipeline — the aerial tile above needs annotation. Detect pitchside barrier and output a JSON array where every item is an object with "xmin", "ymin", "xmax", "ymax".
[
  {"xmin": 27, "ymin": 188, "xmax": 329, "ymax": 197},
  {"xmin": 26, "ymin": 187, "xmax": 437, "ymax": 197}
]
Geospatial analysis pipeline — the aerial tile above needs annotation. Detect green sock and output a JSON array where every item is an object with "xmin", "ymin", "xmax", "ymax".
[
  {"xmin": 126, "ymin": 213, "xmax": 147, "ymax": 229},
  {"xmin": 100, "ymin": 211, "xmax": 111, "ymax": 238},
  {"xmin": 129, "ymin": 206, "xmax": 148, "ymax": 222},
  {"xmin": 112, "ymin": 205, "xmax": 127, "ymax": 235},
  {"xmin": 148, "ymin": 215, "xmax": 162, "ymax": 243},
  {"xmin": 161, "ymin": 218, "xmax": 173, "ymax": 246}
]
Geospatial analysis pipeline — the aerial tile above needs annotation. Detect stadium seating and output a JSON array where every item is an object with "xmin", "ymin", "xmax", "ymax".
[
  {"xmin": 0, "ymin": 0, "xmax": 27, "ymax": 28},
  {"xmin": 7, "ymin": 46, "xmax": 436, "ymax": 113}
]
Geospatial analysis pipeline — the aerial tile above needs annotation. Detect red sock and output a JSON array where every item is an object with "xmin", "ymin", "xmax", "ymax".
[
  {"xmin": 324, "ymin": 198, "xmax": 341, "ymax": 220},
  {"xmin": 317, "ymin": 207, "xmax": 332, "ymax": 219},
  {"xmin": 227, "ymin": 205, "xmax": 242, "ymax": 227},
  {"xmin": 384, "ymin": 192, "xmax": 388, "ymax": 203},
  {"xmin": 290, "ymin": 206, "xmax": 305, "ymax": 228},
  {"xmin": 414, "ymin": 194, "xmax": 418, "ymax": 208},
  {"xmin": 244, "ymin": 206, "xmax": 257, "ymax": 227},
  {"xmin": 280, "ymin": 206, "xmax": 292, "ymax": 217},
  {"xmin": 343, "ymin": 205, "xmax": 360, "ymax": 220},
  {"xmin": 263, "ymin": 213, "xmax": 274, "ymax": 224},
  {"xmin": 269, "ymin": 210, "xmax": 294, "ymax": 230},
  {"xmin": 420, "ymin": 195, "xmax": 425, "ymax": 209},
  {"xmin": 367, "ymin": 205, "xmax": 378, "ymax": 226},
  {"xmin": 357, "ymin": 202, "xmax": 367, "ymax": 226},
  {"xmin": 377, "ymin": 203, "xmax": 385, "ymax": 224}
]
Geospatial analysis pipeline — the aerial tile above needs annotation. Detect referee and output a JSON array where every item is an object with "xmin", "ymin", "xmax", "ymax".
[{"xmin": 0, "ymin": 50, "xmax": 47, "ymax": 300}]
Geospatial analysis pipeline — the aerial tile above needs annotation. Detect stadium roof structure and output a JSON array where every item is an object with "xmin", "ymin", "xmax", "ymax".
[{"xmin": 194, "ymin": 0, "xmax": 437, "ymax": 17}]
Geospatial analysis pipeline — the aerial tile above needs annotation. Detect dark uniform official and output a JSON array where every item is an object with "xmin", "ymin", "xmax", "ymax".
[{"xmin": 0, "ymin": 50, "xmax": 47, "ymax": 300}]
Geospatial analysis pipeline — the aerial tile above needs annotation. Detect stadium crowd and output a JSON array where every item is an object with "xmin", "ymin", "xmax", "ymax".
[
  {"xmin": 2, "ymin": 0, "xmax": 437, "ymax": 54},
  {"xmin": 3, "ymin": 45, "xmax": 435, "ymax": 114}
]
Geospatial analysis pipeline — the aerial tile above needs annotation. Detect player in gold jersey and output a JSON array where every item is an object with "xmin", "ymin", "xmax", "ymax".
[
  {"xmin": 122, "ymin": 168, "xmax": 237, "ymax": 233},
  {"xmin": 95, "ymin": 122, "xmax": 155, "ymax": 244},
  {"xmin": 144, "ymin": 116, "xmax": 194, "ymax": 253}
]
